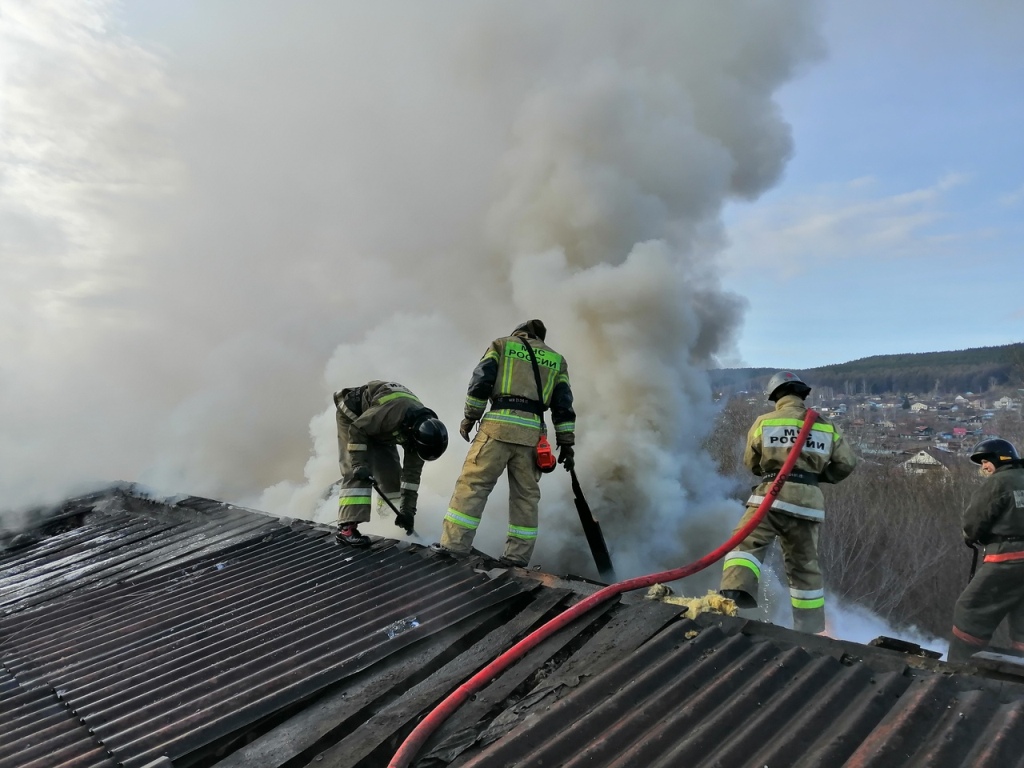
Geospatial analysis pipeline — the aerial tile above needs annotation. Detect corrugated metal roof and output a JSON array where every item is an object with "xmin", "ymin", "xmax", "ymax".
[
  {"xmin": 1, "ymin": 490, "xmax": 284, "ymax": 615},
  {"xmin": 6, "ymin": 486, "xmax": 1024, "ymax": 768},
  {"xmin": 0, "ymin": 488, "xmax": 526, "ymax": 768},
  {"xmin": 0, "ymin": 665, "xmax": 117, "ymax": 768},
  {"xmin": 445, "ymin": 612, "xmax": 1024, "ymax": 768},
  {"xmin": 216, "ymin": 578, "xmax": 1024, "ymax": 768}
]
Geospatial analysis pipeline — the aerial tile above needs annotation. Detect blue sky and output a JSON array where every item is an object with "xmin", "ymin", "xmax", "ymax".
[{"xmin": 720, "ymin": 0, "xmax": 1024, "ymax": 369}]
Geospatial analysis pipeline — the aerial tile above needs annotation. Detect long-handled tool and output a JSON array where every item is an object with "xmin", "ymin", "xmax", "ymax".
[
  {"xmin": 518, "ymin": 338, "xmax": 611, "ymax": 575},
  {"xmin": 569, "ymin": 468, "xmax": 615, "ymax": 580},
  {"xmin": 324, "ymin": 477, "xmax": 416, "ymax": 535},
  {"xmin": 369, "ymin": 477, "xmax": 417, "ymax": 536}
]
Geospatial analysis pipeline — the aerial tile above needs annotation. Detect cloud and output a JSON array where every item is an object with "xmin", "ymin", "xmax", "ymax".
[
  {"xmin": 1000, "ymin": 183, "xmax": 1024, "ymax": 208},
  {"xmin": 722, "ymin": 173, "xmax": 975, "ymax": 277}
]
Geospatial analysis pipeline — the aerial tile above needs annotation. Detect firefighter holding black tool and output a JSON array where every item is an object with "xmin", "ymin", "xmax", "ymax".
[
  {"xmin": 333, "ymin": 381, "xmax": 448, "ymax": 547},
  {"xmin": 719, "ymin": 371, "xmax": 857, "ymax": 634},
  {"xmin": 438, "ymin": 319, "xmax": 576, "ymax": 567},
  {"xmin": 948, "ymin": 438, "xmax": 1024, "ymax": 663}
]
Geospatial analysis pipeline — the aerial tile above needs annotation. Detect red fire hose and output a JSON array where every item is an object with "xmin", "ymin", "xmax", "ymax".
[{"xmin": 388, "ymin": 410, "xmax": 820, "ymax": 767}]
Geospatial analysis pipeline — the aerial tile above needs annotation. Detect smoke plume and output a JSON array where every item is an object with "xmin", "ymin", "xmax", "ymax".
[{"xmin": 1, "ymin": 2, "xmax": 824, "ymax": 587}]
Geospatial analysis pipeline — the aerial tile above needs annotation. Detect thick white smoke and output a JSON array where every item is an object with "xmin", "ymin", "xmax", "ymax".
[
  {"xmin": 1, "ymin": 2, "xmax": 824, "ymax": 583},
  {"xmin": 2, "ymin": 0, "xmax": 951, "ymax": 654},
  {"xmin": 755, "ymin": 563, "xmax": 948, "ymax": 655}
]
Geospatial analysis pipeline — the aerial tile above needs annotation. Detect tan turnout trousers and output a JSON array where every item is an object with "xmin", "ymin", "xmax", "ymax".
[
  {"xmin": 335, "ymin": 418, "xmax": 402, "ymax": 525},
  {"xmin": 440, "ymin": 432, "xmax": 541, "ymax": 565},
  {"xmin": 720, "ymin": 505, "xmax": 825, "ymax": 634}
]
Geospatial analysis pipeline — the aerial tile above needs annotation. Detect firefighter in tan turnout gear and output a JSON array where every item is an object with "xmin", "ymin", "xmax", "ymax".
[
  {"xmin": 334, "ymin": 381, "xmax": 448, "ymax": 547},
  {"xmin": 948, "ymin": 438, "xmax": 1024, "ymax": 663},
  {"xmin": 720, "ymin": 371, "xmax": 857, "ymax": 634},
  {"xmin": 439, "ymin": 320, "xmax": 576, "ymax": 566}
]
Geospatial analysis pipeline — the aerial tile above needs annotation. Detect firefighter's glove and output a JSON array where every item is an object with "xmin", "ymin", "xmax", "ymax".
[
  {"xmin": 394, "ymin": 512, "xmax": 415, "ymax": 534},
  {"xmin": 557, "ymin": 444, "xmax": 575, "ymax": 472},
  {"xmin": 351, "ymin": 465, "xmax": 372, "ymax": 482},
  {"xmin": 396, "ymin": 490, "xmax": 417, "ymax": 534},
  {"xmin": 459, "ymin": 417, "xmax": 477, "ymax": 442}
]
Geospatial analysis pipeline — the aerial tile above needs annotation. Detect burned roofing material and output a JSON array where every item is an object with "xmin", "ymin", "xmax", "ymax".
[
  {"xmin": 0, "ymin": 487, "xmax": 528, "ymax": 768},
  {"xmin": 457, "ymin": 621, "xmax": 1024, "ymax": 768},
  {"xmin": 3, "ymin": 487, "xmax": 1024, "ymax": 768}
]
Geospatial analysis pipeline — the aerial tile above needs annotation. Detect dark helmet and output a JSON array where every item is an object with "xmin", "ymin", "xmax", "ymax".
[
  {"xmin": 513, "ymin": 319, "xmax": 547, "ymax": 342},
  {"xmin": 765, "ymin": 370, "xmax": 811, "ymax": 402},
  {"xmin": 970, "ymin": 438, "xmax": 1020, "ymax": 467},
  {"xmin": 410, "ymin": 415, "xmax": 448, "ymax": 461}
]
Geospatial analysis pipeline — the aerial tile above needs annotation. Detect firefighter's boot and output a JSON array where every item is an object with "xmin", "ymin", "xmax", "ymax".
[
  {"xmin": 720, "ymin": 589, "xmax": 756, "ymax": 609},
  {"xmin": 336, "ymin": 523, "xmax": 370, "ymax": 547},
  {"xmin": 430, "ymin": 542, "xmax": 470, "ymax": 560}
]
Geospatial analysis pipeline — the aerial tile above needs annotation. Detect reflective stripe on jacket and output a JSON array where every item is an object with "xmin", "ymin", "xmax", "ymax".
[
  {"xmin": 334, "ymin": 380, "xmax": 427, "ymax": 486},
  {"xmin": 465, "ymin": 331, "xmax": 576, "ymax": 447},
  {"xmin": 743, "ymin": 395, "xmax": 857, "ymax": 521}
]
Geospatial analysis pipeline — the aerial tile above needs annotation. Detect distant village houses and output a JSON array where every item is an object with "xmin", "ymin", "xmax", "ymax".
[
  {"xmin": 902, "ymin": 447, "xmax": 960, "ymax": 475},
  {"xmin": 715, "ymin": 369, "xmax": 1022, "ymax": 470}
]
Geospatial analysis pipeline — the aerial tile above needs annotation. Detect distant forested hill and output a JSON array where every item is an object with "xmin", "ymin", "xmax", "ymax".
[{"xmin": 710, "ymin": 343, "xmax": 1024, "ymax": 396}]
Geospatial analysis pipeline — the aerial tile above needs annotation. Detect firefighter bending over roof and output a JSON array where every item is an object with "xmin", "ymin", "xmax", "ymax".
[
  {"xmin": 948, "ymin": 438, "xmax": 1024, "ymax": 663},
  {"xmin": 720, "ymin": 371, "xmax": 857, "ymax": 634},
  {"xmin": 438, "ymin": 319, "xmax": 575, "ymax": 567},
  {"xmin": 334, "ymin": 381, "xmax": 447, "ymax": 547}
]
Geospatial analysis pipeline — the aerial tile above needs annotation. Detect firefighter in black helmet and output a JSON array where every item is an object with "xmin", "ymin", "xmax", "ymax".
[
  {"xmin": 719, "ymin": 371, "xmax": 857, "ymax": 634},
  {"xmin": 948, "ymin": 438, "xmax": 1024, "ymax": 662},
  {"xmin": 333, "ymin": 381, "xmax": 448, "ymax": 546}
]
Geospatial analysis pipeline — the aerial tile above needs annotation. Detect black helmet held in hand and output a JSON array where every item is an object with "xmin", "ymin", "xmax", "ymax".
[
  {"xmin": 765, "ymin": 370, "xmax": 812, "ymax": 402},
  {"xmin": 410, "ymin": 415, "xmax": 448, "ymax": 461},
  {"xmin": 970, "ymin": 438, "xmax": 1020, "ymax": 467}
]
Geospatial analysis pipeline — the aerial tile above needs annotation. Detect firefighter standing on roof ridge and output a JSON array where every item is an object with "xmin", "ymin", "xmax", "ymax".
[
  {"xmin": 948, "ymin": 438, "xmax": 1024, "ymax": 663},
  {"xmin": 719, "ymin": 371, "xmax": 857, "ymax": 634},
  {"xmin": 438, "ymin": 319, "xmax": 575, "ymax": 567},
  {"xmin": 334, "ymin": 381, "xmax": 447, "ymax": 547}
]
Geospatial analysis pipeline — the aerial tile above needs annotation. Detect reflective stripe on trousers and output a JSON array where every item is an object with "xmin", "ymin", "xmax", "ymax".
[
  {"xmin": 441, "ymin": 433, "xmax": 541, "ymax": 565},
  {"xmin": 444, "ymin": 509, "xmax": 481, "ymax": 530},
  {"xmin": 338, "ymin": 484, "xmax": 372, "ymax": 524}
]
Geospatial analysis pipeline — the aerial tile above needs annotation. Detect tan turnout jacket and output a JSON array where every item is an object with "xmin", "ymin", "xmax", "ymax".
[
  {"xmin": 465, "ymin": 331, "xmax": 576, "ymax": 447},
  {"xmin": 743, "ymin": 394, "xmax": 858, "ymax": 521}
]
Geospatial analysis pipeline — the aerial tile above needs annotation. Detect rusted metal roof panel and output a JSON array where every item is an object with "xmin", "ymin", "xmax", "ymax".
[
  {"xmin": 454, "ymin": 614, "xmax": 1024, "ymax": 768},
  {"xmin": 0, "ymin": 491, "xmax": 526, "ymax": 768}
]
